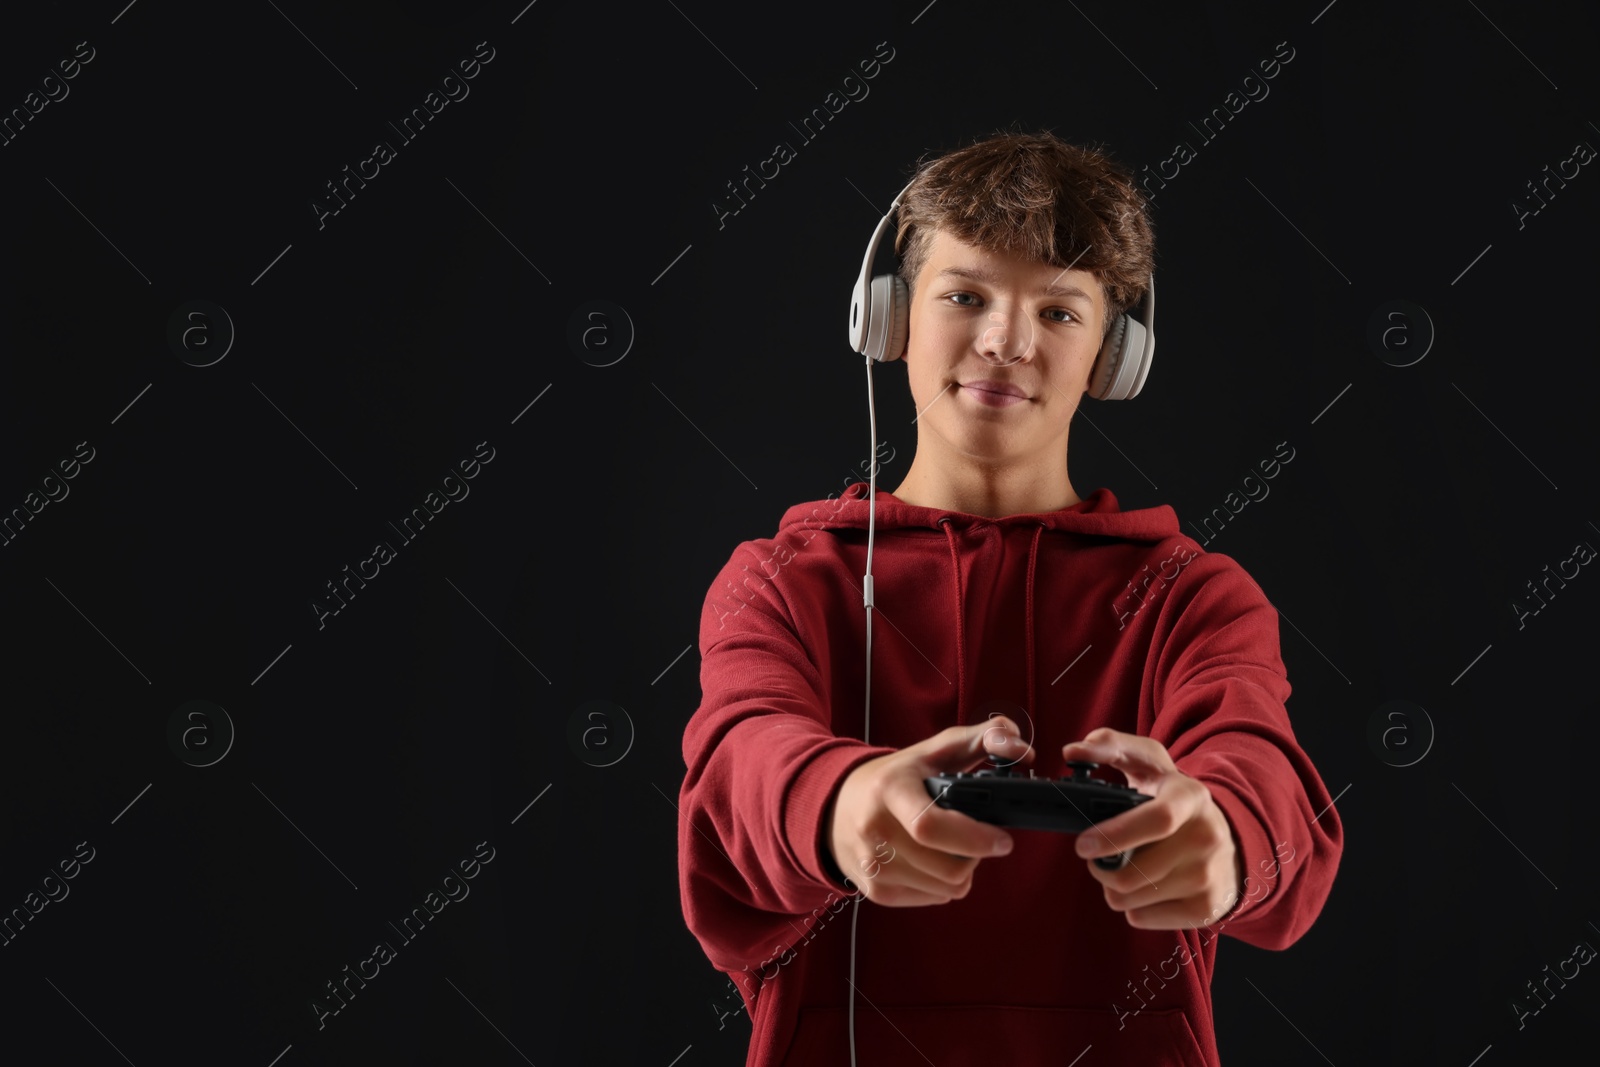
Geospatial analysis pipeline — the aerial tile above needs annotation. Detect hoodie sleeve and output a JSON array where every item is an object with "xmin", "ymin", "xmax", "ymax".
[
  {"xmin": 678, "ymin": 541, "xmax": 898, "ymax": 973},
  {"xmin": 1143, "ymin": 549, "xmax": 1344, "ymax": 951}
]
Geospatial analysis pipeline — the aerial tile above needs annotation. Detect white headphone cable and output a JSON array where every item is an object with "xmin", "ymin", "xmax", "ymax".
[{"xmin": 847, "ymin": 350, "xmax": 879, "ymax": 1066}]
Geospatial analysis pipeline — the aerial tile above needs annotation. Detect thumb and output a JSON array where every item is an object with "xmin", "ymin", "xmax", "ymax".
[
  {"xmin": 915, "ymin": 717, "xmax": 1028, "ymax": 772},
  {"xmin": 1061, "ymin": 727, "xmax": 1175, "ymax": 780}
]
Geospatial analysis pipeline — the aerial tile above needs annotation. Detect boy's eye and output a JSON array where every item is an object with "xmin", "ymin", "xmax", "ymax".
[{"xmin": 947, "ymin": 292, "xmax": 1075, "ymax": 324}]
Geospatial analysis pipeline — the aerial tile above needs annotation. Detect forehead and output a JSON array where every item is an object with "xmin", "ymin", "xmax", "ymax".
[{"xmin": 919, "ymin": 229, "xmax": 1102, "ymax": 306}]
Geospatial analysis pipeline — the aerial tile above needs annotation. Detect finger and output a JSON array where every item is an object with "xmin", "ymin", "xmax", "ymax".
[
  {"xmin": 890, "ymin": 777, "xmax": 1015, "ymax": 859},
  {"xmin": 1119, "ymin": 894, "xmax": 1234, "ymax": 931},
  {"xmin": 858, "ymin": 879, "xmax": 973, "ymax": 908},
  {"xmin": 841, "ymin": 832, "xmax": 980, "ymax": 890},
  {"xmin": 1096, "ymin": 844, "xmax": 1202, "ymax": 912},
  {"xmin": 850, "ymin": 840, "xmax": 977, "ymax": 898},
  {"xmin": 912, "ymin": 848, "xmax": 981, "ymax": 888},
  {"xmin": 1079, "ymin": 831, "xmax": 1177, "ymax": 893},
  {"xmin": 912, "ymin": 720, "xmax": 1019, "ymax": 771},
  {"xmin": 978, "ymin": 714, "xmax": 1036, "ymax": 765},
  {"xmin": 1073, "ymin": 778, "xmax": 1208, "ymax": 862},
  {"xmin": 1060, "ymin": 728, "xmax": 1177, "ymax": 778},
  {"xmin": 971, "ymin": 724, "xmax": 1035, "ymax": 771}
]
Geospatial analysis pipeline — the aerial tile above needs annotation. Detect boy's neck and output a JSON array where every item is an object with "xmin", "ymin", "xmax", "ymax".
[{"xmin": 889, "ymin": 453, "xmax": 1081, "ymax": 519}]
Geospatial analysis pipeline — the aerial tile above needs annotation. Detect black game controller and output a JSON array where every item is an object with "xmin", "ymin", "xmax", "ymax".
[{"xmin": 924, "ymin": 757, "xmax": 1152, "ymax": 870}]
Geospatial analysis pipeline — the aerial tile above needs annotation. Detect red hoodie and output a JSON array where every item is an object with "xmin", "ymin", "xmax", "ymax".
[{"xmin": 679, "ymin": 481, "xmax": 1343, "ymax": 1066}]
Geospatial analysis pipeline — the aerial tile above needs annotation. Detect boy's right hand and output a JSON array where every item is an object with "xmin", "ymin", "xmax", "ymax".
[{"xmin": 825, "ymin": 717, "xmax": 1033, "ymax": 906}]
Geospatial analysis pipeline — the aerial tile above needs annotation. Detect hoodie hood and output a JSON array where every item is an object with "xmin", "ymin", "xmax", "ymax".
[
  {"xmin": 778, "ymin": 481, "xmax": 1182, "ymax": 539},
  {"xmin": 775, "ymin": 481, "xmax": 1185, "ymax": 730}
]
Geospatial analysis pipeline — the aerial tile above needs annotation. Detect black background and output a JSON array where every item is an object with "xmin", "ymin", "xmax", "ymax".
[{"xmin": 1, "ymin": 1, "xmax": 1597, "ymax": 1064}]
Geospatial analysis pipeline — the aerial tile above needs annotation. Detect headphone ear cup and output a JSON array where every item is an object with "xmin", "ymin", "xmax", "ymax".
[
  {"xmin": 886, "ymin": 275, "xmax": 909, "ymax": 362},
  {"xmin": 1089, "ymin": 312, "xmax": 1152, "ymax": 400},
  {"xmin": 1089, "ymin": 313, "xmax": 1128, "ymax": 400},
  {"xmin": 867, "ymin": 272, "xmax": 910, "ymax": 362}
]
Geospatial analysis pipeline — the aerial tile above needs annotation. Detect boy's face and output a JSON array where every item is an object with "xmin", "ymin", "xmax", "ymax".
[{"xmin": 903, "ymin": 228, "xmax": 1107, "ymax": 471}]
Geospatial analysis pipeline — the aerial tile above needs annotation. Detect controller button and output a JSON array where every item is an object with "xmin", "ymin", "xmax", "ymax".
[{"xmin": 1065, "ymin": 760, "xmax": 1099, "ymax": 781}]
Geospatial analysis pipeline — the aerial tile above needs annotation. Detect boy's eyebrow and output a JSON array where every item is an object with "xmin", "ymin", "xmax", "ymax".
[{"xmin": 935, "ymin": 264, "xmax": 1094, "ymax": 302}]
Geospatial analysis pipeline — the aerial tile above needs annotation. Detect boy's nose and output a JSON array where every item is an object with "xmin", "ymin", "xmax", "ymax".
[
  {"xmin": 981, "ymin": 311, "xmax": 1009, "ymax": 348},
  {"xmin": 980, "ymin": 310, "xmax": 1032, "ymax": 366}
]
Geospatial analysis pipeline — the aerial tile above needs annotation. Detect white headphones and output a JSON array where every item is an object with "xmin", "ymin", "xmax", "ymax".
[{"xmin": 846, "ymin": 176, "xmax": 1156, "ymax": 400}]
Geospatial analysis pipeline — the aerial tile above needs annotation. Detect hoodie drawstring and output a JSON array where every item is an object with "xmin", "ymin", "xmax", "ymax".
[
  {"xmin": 1026, "ymin": 521, "xmax": 1044, "ymax": 728},
  {"xmin": 937, "ymin": 518, "xmax": 967, "ymax": 725}
]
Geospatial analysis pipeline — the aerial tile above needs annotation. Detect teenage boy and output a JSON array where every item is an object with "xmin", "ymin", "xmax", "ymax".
[{"xmin": 678, "ymin": 130, "xmax": 1343, "ymax": 1066}]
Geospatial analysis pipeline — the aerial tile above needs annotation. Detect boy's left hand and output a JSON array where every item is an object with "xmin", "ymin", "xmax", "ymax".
[{"xmin": 1060, "ymin": 727, "xmax": 1244, "ymax": 930}]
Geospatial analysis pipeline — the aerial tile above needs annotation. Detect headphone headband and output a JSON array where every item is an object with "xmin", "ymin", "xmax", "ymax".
[{"xmin": 848, "ymin": 178, "xmax": 916, "ymax": 357}]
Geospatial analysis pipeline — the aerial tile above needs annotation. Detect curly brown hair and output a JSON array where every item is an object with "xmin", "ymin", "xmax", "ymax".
[{"xmin": 894, "ymin": 129, "xmax": 1155, "ymax": 337}]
